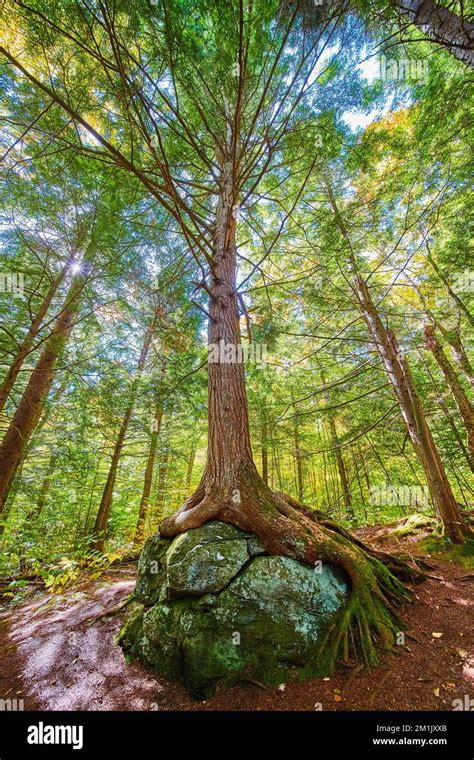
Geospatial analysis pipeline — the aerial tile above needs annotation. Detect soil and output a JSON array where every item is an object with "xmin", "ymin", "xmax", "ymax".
[{"xmin": 0, "ymin": 526, "xmax": 472, "ymax": 711}]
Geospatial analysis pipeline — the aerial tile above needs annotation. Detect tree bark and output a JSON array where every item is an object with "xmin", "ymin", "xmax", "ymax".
[
  {"xmin": 321, "ymin": 371, "xmax": 354, "ymax": 517},
  {"xmin": 424, "ymin": 324, "xmax": 474, "ymax": 464},
  {"xmin": 389, "ymin": 0, "xmax": 474, "ymax": 67},
  {"xmin": 0, "ymin": 260, "xmax": 70, "ymax": 416},
  {"xmin": 293, "ymin": 407, "xmax": 304, "ymax": 502},
  {"xmin": 0, "ymin": 264, "xmax": 89, "ymax": 513},
  {"xmin": 325, "ymin": 183, "xmax": 469, "ymax": 542},
  {"xmin": 133, "ymin": 398, "xmax": 163, "ymax": 547},
  {"xmin": 91, "ymin": 323, "xmax": 154, "ymax": 553},
  {"xmin": 261, "ymin": 401, "xmax": 269, "ymax": 485}
]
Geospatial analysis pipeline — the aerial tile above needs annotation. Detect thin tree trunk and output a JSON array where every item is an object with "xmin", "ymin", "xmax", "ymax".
[
  {"xmin": 333, "ymin": 431, "xmax": 353, "ymax": 516},
  {"xmin": 261, "ymin": 401, "xmax": 269, "ymax": 485},
  {"xmin": 407, "ymin": 274, "xmax": 473, "ymax": 387},
  {"xmin": 0, "ymin": 260, "xmax": 70, "ymax": 416},
  {"xmin": 133, "ymin": 400, "xmax": 163, "ymax": 546},
  {"xmin": 0, "ymin": 263, "xmax": 90, "ymax": 513},
  {"xmin": 325, "ymin": 183, "xmax": 468, "ymax": 542},
  {"xmin": 424, "ymin": 324, "xmax": 474, "ymax": 463},
  {"xmin": 153, "ymin": 405, "xmax": 175, "ymax": 528},
  {"xmin": 26, "ymin": 451, "xmax": 59, "ymax": 523},
  {"xmin": 427, "ymin": 253, "xmax": 474, "ymax": 327},
  {"xmin": 321, "ymin": 371, "xmax": 354, "ymax": 517},
  {"xmin": 154, "ymin": 449, "xmax": 171, "ymax": 521},
  {"xmin": 92, "ymin": 323, "xmax": 154, "ymax": 553},
  {"xmin": 293, "ymin": 410, "xmax": 304, "ymax": 502},
  {"xmin": 447, "ymin": 332, "xmax": 474, "ymax": 388},
  {"xmin": 185, "ymin": 439, "xmax": 197, "ymax": 492},
  {"xmin": 417, "ymin": 345, "xmax": 473, "ymax": 472}
]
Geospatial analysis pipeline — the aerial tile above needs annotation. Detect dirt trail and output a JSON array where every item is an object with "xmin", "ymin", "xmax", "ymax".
[{"xmin": 0, "ymin": 544, "xmax": 473, "ymax": 711}]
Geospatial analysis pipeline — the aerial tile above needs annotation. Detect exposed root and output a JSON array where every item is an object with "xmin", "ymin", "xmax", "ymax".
[
  {"xmin": 319, "ymin": 552, "xmax": 410, "ymax": 670},
  {"xmin": 158, "ymin": 460, "xmax": 417, "ymax": 672}
]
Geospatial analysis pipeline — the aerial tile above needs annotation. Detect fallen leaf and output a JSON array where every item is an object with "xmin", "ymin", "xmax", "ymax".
[
  {"xmin": 334, "ymin": 694, "xmax": 342, "ymax": 702},
  {"xmin": 432, "ymin": 632, "xmax": 444, "ymax": 638},
  {"xmin": 434, "ymin": 688, "xmax": 440, "ymax": 697},
  {"xmin": 457, "ymin": 649, "xmax": 468, "ymax": 658}
]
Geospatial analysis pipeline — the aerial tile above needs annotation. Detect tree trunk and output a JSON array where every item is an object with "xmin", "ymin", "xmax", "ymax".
[
  {"xmin": 185, "ymin": 439, "xmax": 197, "ymax": 493},
  {"xmin": 133, "ymin": 400, "xmax": 163, "ymax": 546},
  {"xmin": 389, "ymin": 0, "xmax": 474, "ymax": 67},
  {"xmin": 417, "ymin": 345, "xmax": 473, "ymax": 472},
  {"xmin": 424, "ymin": 324, "xmax": 474, "ymax": 463},
  {"xmin": 92, "ymin": 323, "xmax": 154, "ymax": 553},
  {"xmin": 407, "ymin": 274, "xmax": 473, "ymax": 388},
  {"xmin": 261, "ymin": 401, "xmax": 269, "ymax": 485},
  {"xmin": 159, "ymin": 142, "xmax": 256, "ymax": 533},
  {"xmin": 332, "ymin": 424, "xmax": 353, "ymax": 516},
  {"xmin": 445, "ymin": 332, "xmax": 474, "ymax": 388},
  {"xmin": 154, "ymin": 446, "xmax": 171, "ymax": 521},
  {"xmin": 293, "ymin": 410, "xmax": 304, "ymax": 502},
  {"xmin": 159, "ymin": 151, "xmax": 422, "ymax": 673},
  {"xmin": 0, "ymin": 264, "xmax": 89, "ymax": 513},
  {"xmin": 321, "ymin": 371, "xmax": 354, "ymax": 517},
  {"xmin": 0, "ymin": 260, "xmax": 69, "ymax": 416},
  {"xmin": 427, "ymin": 253, "xmax": 474, "ymax": 328},
  {"xmin": 34, "ymin": 467, "xmax": 52, "ymax": 519},
  {"xmin": 324, "ymin": 183, "xmax": 468, "ymax": 542}
]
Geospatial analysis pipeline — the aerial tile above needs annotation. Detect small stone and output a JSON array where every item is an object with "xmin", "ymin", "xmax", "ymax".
[{"xmin": 247, "ymin": 535, "xmax": 266, "ymax": 557}]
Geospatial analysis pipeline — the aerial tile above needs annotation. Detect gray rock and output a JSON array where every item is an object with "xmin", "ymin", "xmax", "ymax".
[
  {"xmin": 135, "ymin": 535, "xmax": 170, "ymax": 606},
  {"xmin": 119, "ymin": 520, "xmax": 350, "ymax": 700},
  {"xmin": 164, "ymin": 527, "xmax": 250, "ymax": 599},
  {"xmin": 246, "ymin": 534, "xmax": 266, "ymax": 556}
]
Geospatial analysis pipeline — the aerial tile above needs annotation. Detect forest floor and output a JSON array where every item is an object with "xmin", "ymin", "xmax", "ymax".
[{"xmin": 0, "ymin": 522, "xmax": 473, "ymax": 711}]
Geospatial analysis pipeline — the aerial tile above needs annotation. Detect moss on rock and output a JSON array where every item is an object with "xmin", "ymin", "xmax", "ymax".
[{"xmin": 119, "ymin": 521, "xmax": 350, "ymax": 699}]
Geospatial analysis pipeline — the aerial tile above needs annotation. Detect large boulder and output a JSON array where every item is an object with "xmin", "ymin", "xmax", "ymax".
[{"xmin": 119, "ymin": 521, "xmax": 350, "ymax": 699}]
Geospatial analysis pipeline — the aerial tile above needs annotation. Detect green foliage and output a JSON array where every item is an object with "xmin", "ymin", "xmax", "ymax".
[{"xmin": 0, "ymin": 0, "xmax": 472, "ymax": 579}]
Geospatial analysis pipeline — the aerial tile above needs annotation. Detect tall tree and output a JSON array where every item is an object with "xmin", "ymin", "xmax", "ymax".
[
  {"xmin": 0, "ymin": 244, "xmax": 95, "ymax": 512},
  {"xmin": 2, "ymin": 0, "xmax": 467, "ymax": 669},
  {"xmin": 92, "ymin": 316, "xmax": 157, "ymax": 552},
  {"xmin": 323, "ymin": 179, "xmax": 468, "ymax": 542}
]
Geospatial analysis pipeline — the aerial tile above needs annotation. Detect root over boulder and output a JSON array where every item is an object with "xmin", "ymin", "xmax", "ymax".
[
  {"xmin": 118, "ymin": 520, "xmax": 351, "ymax": 699},
  {"xmin": 120, "ymin": 466, "xmax": 421, "ymax": 698}
]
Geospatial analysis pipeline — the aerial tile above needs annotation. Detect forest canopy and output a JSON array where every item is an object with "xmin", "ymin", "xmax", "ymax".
[{"xmin": 0, "ymin": 0, "xmax": 472, "ymax": 597}]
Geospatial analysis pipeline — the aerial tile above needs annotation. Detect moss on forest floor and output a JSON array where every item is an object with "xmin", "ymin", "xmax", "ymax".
[{"xmin": 416, "ymin": 536, "xmax": 474, "ymax": 571}]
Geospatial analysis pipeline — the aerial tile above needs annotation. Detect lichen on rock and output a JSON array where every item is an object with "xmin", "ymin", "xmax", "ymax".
[{"xmin": 119, "ymin": 520, "xmax": 350, "ymax": 700}]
